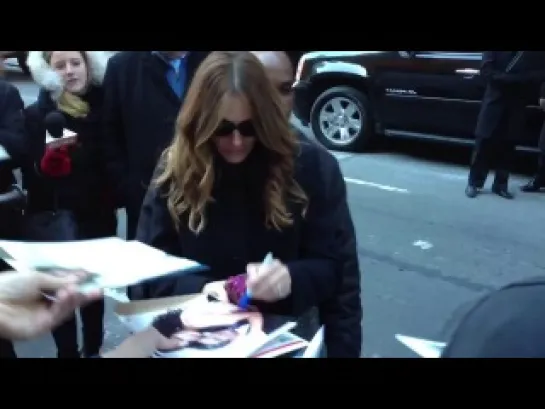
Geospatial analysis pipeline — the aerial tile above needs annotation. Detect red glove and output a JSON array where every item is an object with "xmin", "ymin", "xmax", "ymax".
[
  {"xmin": 40, "ymin": 146, "xmax": 72, "ymax": 177},
  {"xmin": 225, "ymin": 274, "xmax": 249, "ymax": 305}
]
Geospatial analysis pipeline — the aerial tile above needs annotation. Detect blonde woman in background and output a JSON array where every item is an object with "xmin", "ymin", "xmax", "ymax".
[{"xmin": 22, "ymin": 51, "xmax": 117, "ymax": 358}]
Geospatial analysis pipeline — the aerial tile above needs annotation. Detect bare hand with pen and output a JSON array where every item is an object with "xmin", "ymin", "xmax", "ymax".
[{"xmin": 246, "ymin": 259, "xmax": 292, "ymax": 302}]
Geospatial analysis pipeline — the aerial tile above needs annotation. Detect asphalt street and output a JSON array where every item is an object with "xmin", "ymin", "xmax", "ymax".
[{"xmin": 4, "ymin": 61, "xmax": 545, "ymax": 358}]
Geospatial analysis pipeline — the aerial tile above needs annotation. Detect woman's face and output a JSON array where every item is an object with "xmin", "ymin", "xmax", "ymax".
[
  {"xmin": 49, "ymin": 51, "xmax": 89, "ymax": 95},
  {"xmin": 212, "ymin": 93, "xmax": 256, "ymax": 164}
]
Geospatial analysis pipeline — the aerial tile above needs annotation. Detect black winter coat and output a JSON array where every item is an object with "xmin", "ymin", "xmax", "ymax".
[{"xmin": 134, "ymin": 141, "xmax": 346, "ymax": 323}]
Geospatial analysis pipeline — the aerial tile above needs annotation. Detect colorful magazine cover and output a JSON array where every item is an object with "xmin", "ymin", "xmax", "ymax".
[{"xmin": 116, "ymin": 294, "xmax": 308, "ymax": 358}]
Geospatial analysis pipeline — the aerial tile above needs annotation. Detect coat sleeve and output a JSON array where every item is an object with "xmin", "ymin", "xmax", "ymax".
[
  {"xmin": 101, "ymin": 55, "xmax": 129, "ymax": 207},
  {"xmin": 133, "ymin": 166, "xmax": 210, "ymax": 299},
  {"xmin": 540, "ymin": 82, "xmax": 545, "ymax": 99},
  {"xmin": 482, "ymin": 51, "xmax": 545, "ymax": 85},
  {"xmin": 282, "ymin": 149, "xmax": 345, "ymax": 316},
  {"xmin": 0, "ymin": 82, "xmax": 27, "ymax": 165},
  {"xmin": 316, "ymin": 150, "xmax": 362, "ymax": 357}
]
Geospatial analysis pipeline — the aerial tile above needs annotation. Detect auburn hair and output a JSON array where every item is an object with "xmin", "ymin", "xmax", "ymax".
[{"xmin": 155, "ymin": 51, "xmax": 307, "ymax": 234}]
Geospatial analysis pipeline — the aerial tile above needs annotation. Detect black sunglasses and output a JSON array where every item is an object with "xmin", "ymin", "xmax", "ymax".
[
  {"xmin": 213, "ymin": 119, "xmax": 256, "ymax": 138},
  {"xmin": 276, "ymin": 81, "xmax": 294, "ymax": 96}
]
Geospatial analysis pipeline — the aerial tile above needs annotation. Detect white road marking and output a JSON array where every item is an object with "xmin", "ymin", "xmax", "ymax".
[
  {"xmin": 413, "ymin": 240, "xmax": 434, "ymax": 250},
  {"xmin": 332, "ymin": 152, "xmax": 354, "ymax": 161},
  {"xmin": 344, "ymin": 177, "xmax": 410, "ymax": 194}
]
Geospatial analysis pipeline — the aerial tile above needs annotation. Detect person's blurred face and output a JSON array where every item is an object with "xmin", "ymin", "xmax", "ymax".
[
  {"xmin": 212, "ymin": 93, "xmax": 256, "ymax": 164},
  {"xmin": 49, "ymin": 51, "xmax": 88, "ymax": 95},
  {"xmin": 252, "ymin": 52, "xmax": 294, "ymax": 118},
  {"xmin": 265, "ymin": 64, "xmax": 294, "ymax": 118}
]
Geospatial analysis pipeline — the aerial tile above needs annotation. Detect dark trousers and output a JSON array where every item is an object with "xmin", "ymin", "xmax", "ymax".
[
  {"xmin": 535, "ymin": 124, "xmax": 545, "ymax": 182},
  {"xmin": 468, "ymin": 137, "xmax": 516, "ymax": 189},
  {"xmin": 52, "ymin": 300, "xmax": 105, "ymax": 357},
  {"xmin": 51, "ymin": 211, "xmax": 116, "ymax": 357}
]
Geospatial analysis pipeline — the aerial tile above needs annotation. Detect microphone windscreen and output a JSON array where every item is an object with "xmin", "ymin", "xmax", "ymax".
[{"xmin": 44, "ymin": 111, "xmax": 66, "ymax": 139}]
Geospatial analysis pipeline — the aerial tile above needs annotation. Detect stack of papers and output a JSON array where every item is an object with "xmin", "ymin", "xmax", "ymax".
[
  {"xmin": 0, "ymin": 237, "xmax": 206, "ymax": 292},
  {"xmin": 116, "ymin": 294, "xmax": 308, "ymax": 358}
]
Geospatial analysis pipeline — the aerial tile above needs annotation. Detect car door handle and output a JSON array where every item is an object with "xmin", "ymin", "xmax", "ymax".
[{"xmin": 455, "ymin": 68, "xmax": 479, "ymax": 77}]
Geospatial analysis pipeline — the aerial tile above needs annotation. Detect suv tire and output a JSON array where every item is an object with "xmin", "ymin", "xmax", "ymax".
[{"xmin": 310, "ymin": 86, "xmax": 374, "ymax": 152}]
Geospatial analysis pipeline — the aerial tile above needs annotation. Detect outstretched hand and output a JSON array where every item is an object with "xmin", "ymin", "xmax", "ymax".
[{"xmin": 0, "ymin": 271, "xmax": 103, "ymax": 340}]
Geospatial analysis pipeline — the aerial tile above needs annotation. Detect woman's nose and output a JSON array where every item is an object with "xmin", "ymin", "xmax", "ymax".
[
  {"xmin": 231, "ymin": 132, "xmax": 243, "ymax": 146},
  {"xmin": 64, "ymin": 64, "xmax": 74, "ymax": 75}
]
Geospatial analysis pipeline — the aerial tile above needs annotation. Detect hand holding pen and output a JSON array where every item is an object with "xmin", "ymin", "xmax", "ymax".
[{"xmin": 243, "ymin": 252, "xmax": 292, "ymax": 304}]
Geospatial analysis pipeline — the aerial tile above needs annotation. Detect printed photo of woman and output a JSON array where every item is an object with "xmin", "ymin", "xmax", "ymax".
[{"xmin": 151, "ymin": 298, "xmax": 264, "ymax": 357}]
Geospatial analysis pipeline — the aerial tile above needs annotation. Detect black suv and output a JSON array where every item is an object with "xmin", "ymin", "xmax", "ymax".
[{"xmin": 293, "ymin": 51, "xmax": 543, "ymax": 152}]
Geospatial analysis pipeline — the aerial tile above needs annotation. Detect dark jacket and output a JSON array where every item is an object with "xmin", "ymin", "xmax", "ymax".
[
  {"xmin": 23, "ymin": 88, "xmax": 114, "ymax": 217},
  {"xmin": 293, "ymin": 131, "xmax": 361, "ymax": 356},
  {"xmin": 540, "ymin": 82, "xmax": 545, "ymax": 99},
  {"xmin": 101, "ymin": 51, "xmax": 210, "ymax": 239},
  {"xmin": 306, "ymin": 139, "xmax": 362, "ymax": 357},
  {"xmin": 0, "ymin": 80, "xmax": 26, "ymax": 190},
  {"xmin": 134, "ymin": 141, "xmax": 344, "ymax": 320},
  {"xmin": 0, "ymin": 80, "xmax": 26, "ymax": 239},
  {"xmin": 476, "ymin": 51, "xmax": 545, "ymax": 141}
]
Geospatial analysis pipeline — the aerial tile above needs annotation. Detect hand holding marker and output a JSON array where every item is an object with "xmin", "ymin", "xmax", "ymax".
[{"xmin": 238, "ymin": 252, "xmax": 274, "ymax": 310}]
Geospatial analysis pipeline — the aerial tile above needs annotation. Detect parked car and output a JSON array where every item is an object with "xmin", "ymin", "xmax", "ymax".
[
  {"xmin": 293, "ymin": 51, "xmax": 543, "ymax": 152},
  {"xmin": 0, "ymin": 51, "xmax": 29, "ymax": 75}
]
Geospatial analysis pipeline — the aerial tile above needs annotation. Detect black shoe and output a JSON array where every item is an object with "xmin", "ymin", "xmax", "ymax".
[
  {"xmin": 80, "ymin": 348, "xmax": 102, "ymax": 358},
  {"xmin": 492, "ymin": 185, "xmax": 514, "ymax": 199},
  {"xmin": 57, "ymin": 350, "xmax": 80, "ymax": 358},
  {"xmin": 465, "ymin": 185, "xmax": 479, "ymax": 198},
  {"xmin": 520, "ymin": 178, "xmax": 544, "ymax": 192}
]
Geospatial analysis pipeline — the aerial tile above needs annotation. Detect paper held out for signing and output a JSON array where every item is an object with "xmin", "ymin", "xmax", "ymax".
[{"xmin": 0, "ymin": 237, "xmax": 207, "ymax": 291}]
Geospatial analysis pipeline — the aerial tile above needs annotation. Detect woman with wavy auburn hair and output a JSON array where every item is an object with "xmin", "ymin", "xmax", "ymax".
[{"xmin": 135, "ymin": 51, "xmax": 345, "ymax": 323}]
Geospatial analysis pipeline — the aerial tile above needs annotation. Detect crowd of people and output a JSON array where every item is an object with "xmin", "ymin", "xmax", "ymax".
[
  {"xmin": 0, "ymin": 50, "xmax": 362, "ymax": 358},
  {"xmin": 2, "ymin": 50, "xmax": 544, "ymax": 359}
]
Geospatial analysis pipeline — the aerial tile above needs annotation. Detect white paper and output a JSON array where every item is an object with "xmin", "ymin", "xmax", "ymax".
[
  {"xmin": 252, "ymin": 330, "xmax": 308, "ymax": 358},
  {"xmin": 0, "ymin": 237, "xmax": 204, "ymax": 290},
  {"xmin": 118, "ymin": 294, "xmax": 299, "ymax": 358},
  {"xmin": 45, "ymin": 128, "xmax": 77, "ymax": 145},
  {"xmin": 395, "ymin": 334, "xmax": 446, "ymax": 358},
  {"xmin": 301, "ymin": 326, "xmax": 324, "ymax": 358}
]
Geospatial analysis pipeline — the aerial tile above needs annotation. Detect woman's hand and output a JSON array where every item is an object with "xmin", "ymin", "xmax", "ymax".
[
  {"xmin": 101, "ymin": 327, "xmax": 182, "ymax": 358},
  {"xmin": 246, "ymin": 259, "xmax": 292, "ymax": 302},
  {"xmin": 0, "ymin": 270, "xmax": 102, "ymax": 340},
  {"xmin": 202, "ymin": 280, "xmax": 229, "ymax": 302}
]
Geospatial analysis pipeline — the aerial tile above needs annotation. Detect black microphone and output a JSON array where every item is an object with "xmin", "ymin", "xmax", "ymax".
[{"xmin": 44, "ymin": 111, "xmax": 66, "ymax": 139}]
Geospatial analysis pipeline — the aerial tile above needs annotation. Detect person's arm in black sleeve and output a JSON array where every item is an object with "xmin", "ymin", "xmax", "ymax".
[
  {"xmin": 101, "ymin": 55, "xmax": 128, "ymax": 208},
  {"xmin": 482, "ymin": 51, "xmax": 545, "ymax": 85},
  {"xmin": 280, "ymin": 154, "xmax": 344, "ymax": 316},
  {"xmin": 0, "ymin": 82, "xmax": 27, "ymax": 165},
  {"xmin": 134, "ymin": 164, "xmax": 210, "ymax": 299},
  {"xmin": 317, "ymin": 151, "xmax": 362, "ymax": 358}
]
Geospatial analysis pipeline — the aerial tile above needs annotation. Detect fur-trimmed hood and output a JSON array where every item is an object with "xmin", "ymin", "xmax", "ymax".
[{"xmin": 26, "ymin": 51, "xmax": 112, "ymax": 100}]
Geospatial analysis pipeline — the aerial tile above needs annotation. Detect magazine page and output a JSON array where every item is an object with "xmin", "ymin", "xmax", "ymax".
[
  {"xmin": 0, "ymin": 238, "xmax": 207, "ymax": 290},
  {"xmin": 116, "ymin": 294, "xmax": 298, "ymax": 358},
  {"xmin": 251, "ymin": 331, "xmax": 308, "ymax": 358}
]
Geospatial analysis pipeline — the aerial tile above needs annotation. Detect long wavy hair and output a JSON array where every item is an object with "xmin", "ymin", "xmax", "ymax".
[{"xmin": 155, "ymin": 51, "xmax": 308, "ymax": 234}]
